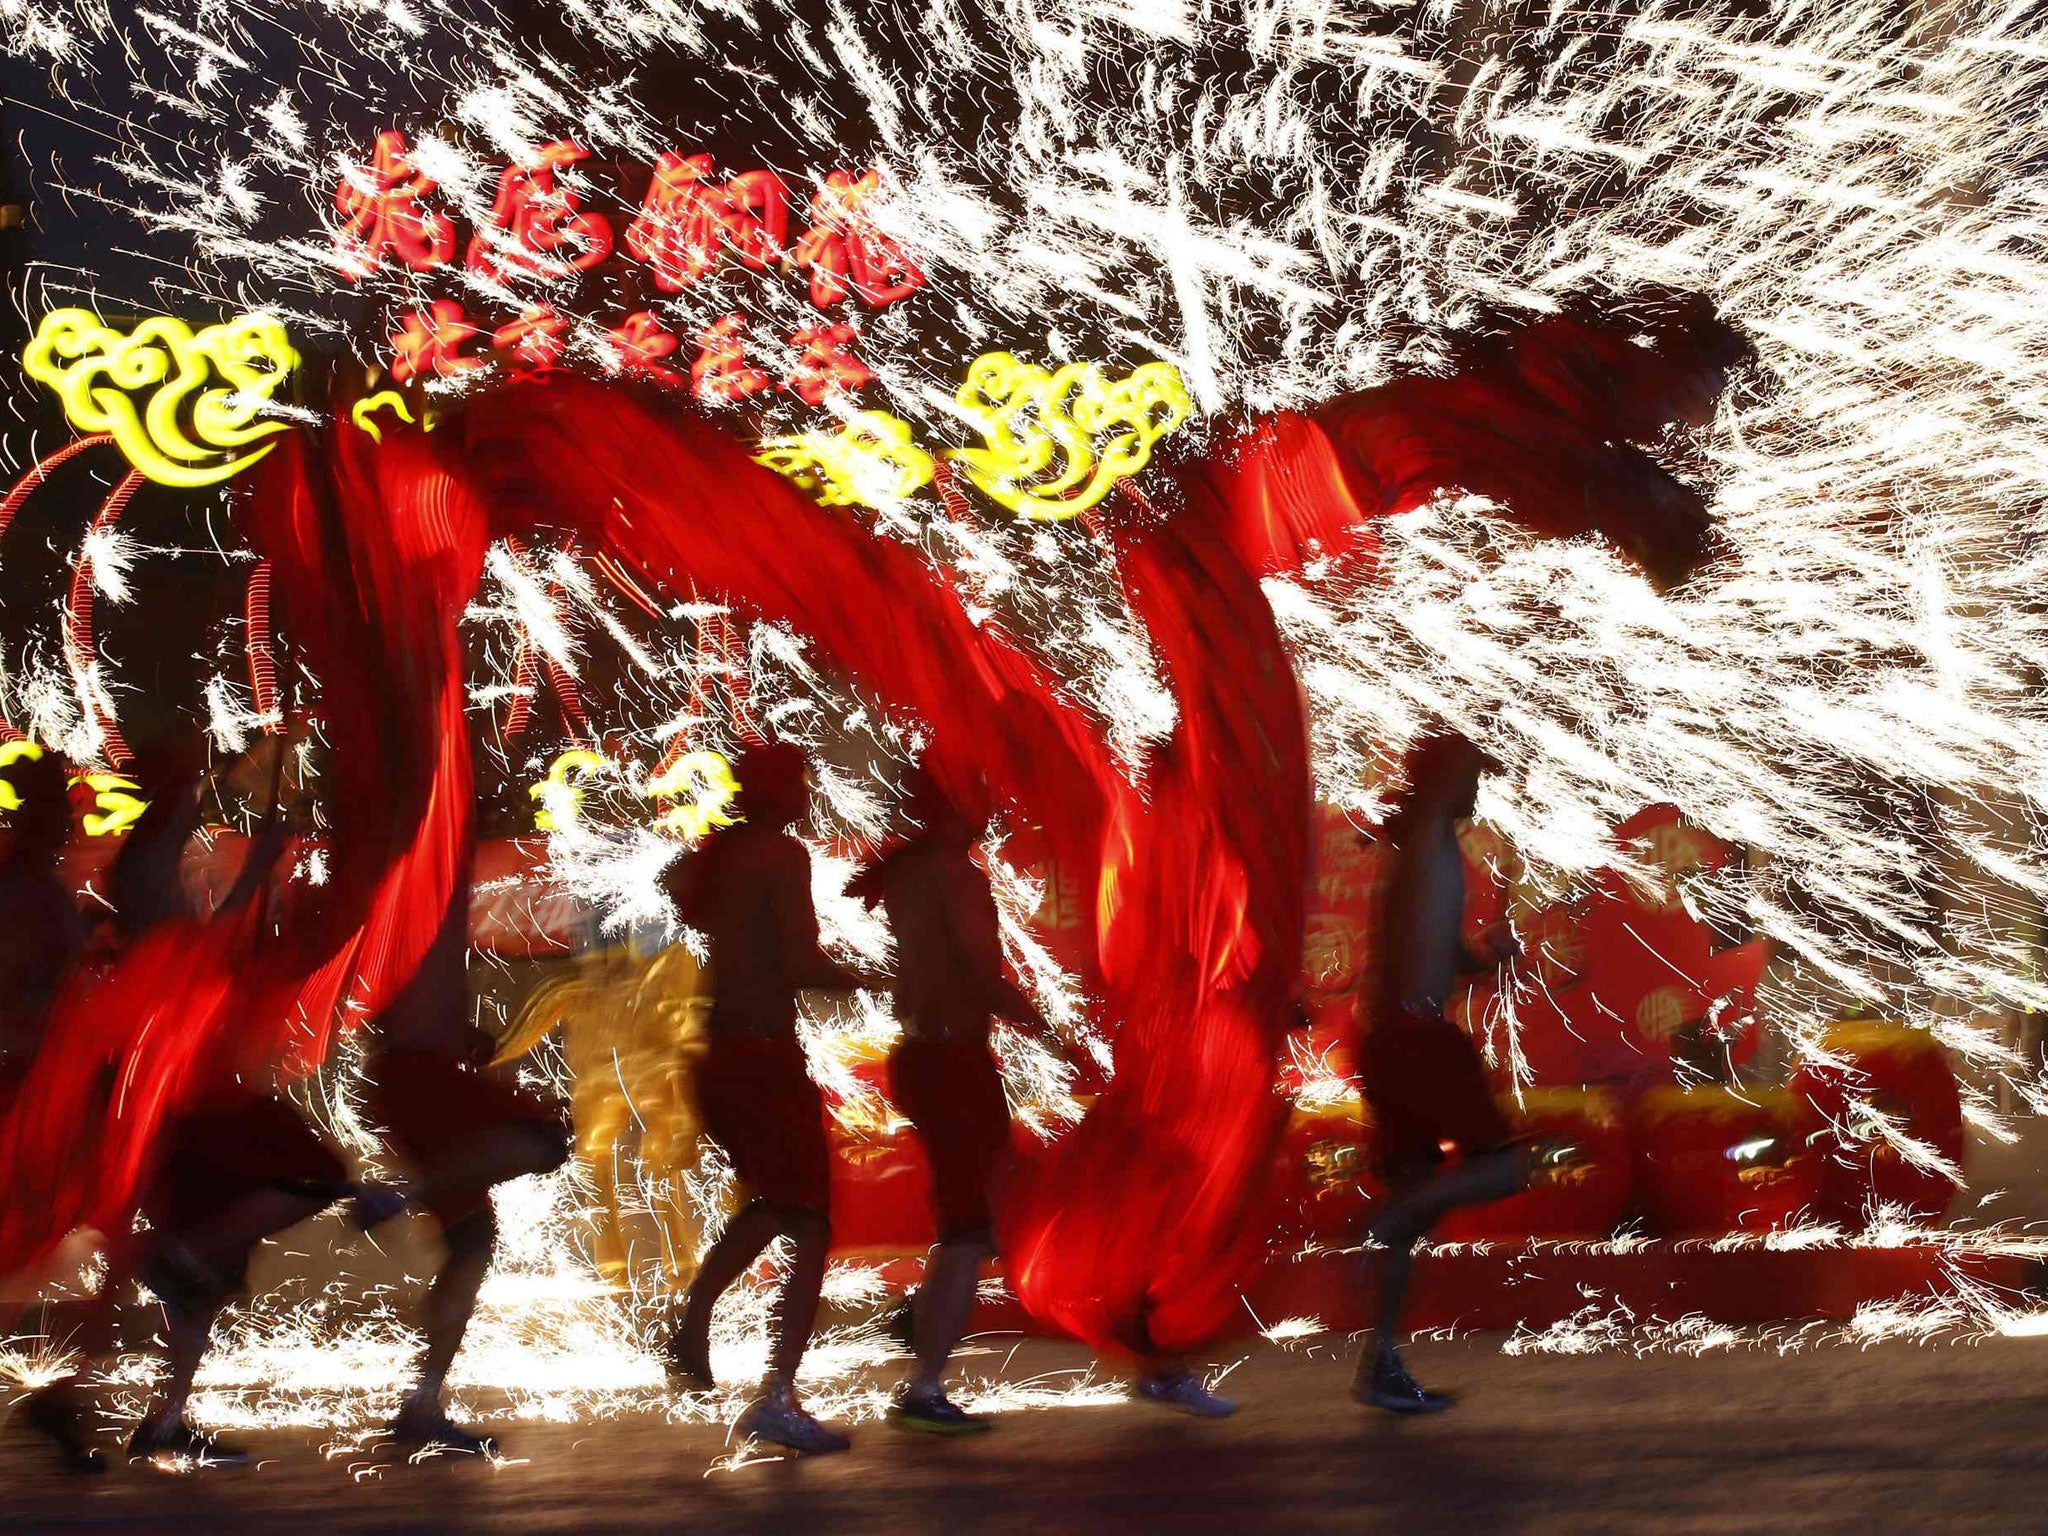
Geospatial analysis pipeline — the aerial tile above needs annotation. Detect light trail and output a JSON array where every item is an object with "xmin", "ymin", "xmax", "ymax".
[{"xmin": 6, "ymin": 0, "xmax": 2048, "ymax": 1441}]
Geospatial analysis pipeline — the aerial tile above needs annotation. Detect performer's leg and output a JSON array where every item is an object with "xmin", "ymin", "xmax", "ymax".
[
  {"xmin": 906, "ymin": 1230, "xmax": 994, "ymax": 1399},
  {"xmin": 1356, "ymin": 1145, "xmax": 1530, "ymax": 1413},
  {"xmin": 156, "ymin": 1186, "xmax": 336, "ymax": 1298},
  {"xmin": 128, "ymin": 1293, "xmax": 239, "ymax": 1466},
  {"xmin": 397, "ymin": 1121, "xmax": 566, "ymax": 1221},
  {"xmin": 734, "ymin": 1205, "xmax": 849, "ymax": 1454},
  {"xmin": 667, "ymin": 1198, "xmax": 779, "ymax": 1388},
  {"xmin": 21, "ymin": 1255, "xmax": 129, "ymax": 1474},
  {"xmin": 392, "ymin": 1207, "xmax": 498, "ymax": 1453},
  {"xmin": 131, "ymin": 1182, "xmax": 335, "ymax": 1466},
  {"xmin": 764, "ymin": 1206, "xmax": 828, "ymax": 1392},
  {"xmin": 1369, "ymin": 1149, "xmax": 1528, "ymax": 1348}
]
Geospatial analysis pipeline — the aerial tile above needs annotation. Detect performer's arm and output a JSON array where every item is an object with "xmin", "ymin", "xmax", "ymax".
[{"xmin": 777, "ymin": 838, "xmax": 869, "ymax": 991}]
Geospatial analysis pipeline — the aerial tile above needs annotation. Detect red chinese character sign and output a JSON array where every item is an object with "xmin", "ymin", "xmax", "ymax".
[
  {"xmin": 691, "ymin": 314, "xmax": 774, "ymax": 404},
  {"xmin": 334, "ymin": 130, "xmax": 455, "ymax": 279},
  {"xmin": 791, "ymin": 169, "xmax": 925, "ymax": 307},
  {"xmin": 787, "ymin": 323, "xmax": 875, "ymax": 405},
  {"xmin": 623, "ymin": 153, "xmax": 788, "ymax": 291},
  {"xmin": 608, "ymin": 311, "xmax": 685, "ymax": 386},
  {"xmin": 466, "ymin": 141, "xmax": 614, "ymax": 284},
  {"xmin": 492, "ymin": 306, "xmax": 570, "ymax": 374},
  {"xmin": 389, "ymin": 300, "xmax": 484, "ymax": 382}
]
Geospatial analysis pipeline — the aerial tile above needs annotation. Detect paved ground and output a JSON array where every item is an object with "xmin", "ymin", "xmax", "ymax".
[{"xmin": 8, "ymin": 1331, "xmax": 2048, "ymax": 1534}]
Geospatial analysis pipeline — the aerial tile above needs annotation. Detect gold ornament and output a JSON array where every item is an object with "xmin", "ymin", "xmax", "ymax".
[
  {"xmin": 24, "ymin": 308, "xmax": 299, "ymax": 487},
  {"xmin": 946, "ymin": 352, "xmax": 1192, "ymax": 520},
  {"xmin": 755, "ymin": 410, "xmax": 936, "ymax": 508}
]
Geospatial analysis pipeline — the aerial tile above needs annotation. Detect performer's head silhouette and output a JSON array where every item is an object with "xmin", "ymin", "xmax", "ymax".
[
  {"xmin": 4, "ymin": 750, "xmax": 71, "ymax": 867},
  {"xmin": 732, "ymin": 740, "xmax": 810, "ymax": 831}
]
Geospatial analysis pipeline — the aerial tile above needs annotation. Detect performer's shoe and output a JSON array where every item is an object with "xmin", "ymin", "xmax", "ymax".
[
  {"xmin": 24, "ymin": 1386, "xmax": 107, "ymax": 1473},
  {"xmin": 887, "ymin": 1384, "xmax": 992, "ymax": 1435},
  {"xmin": 346, "ymin": 1182, "xmax": 411, "ymax": 1232},
  {"xmin": 128, "ymin": 1413, "xmax": 251, "ymax": 1469},
  {"xmin": 737, "ymin": 1391, "xmax": 850, "ymax": 1454},
  {"xmin": 1135, "ymin": 1366, "xmax": 1238, "ymax": 1418},
  {"xmin": 390, "ymin": 1398, "xmax": 499, "ymax": 1457},
  {"xmin": 1353, "ymin": 1349, "xmax": 1456, "ymax": 1415}
]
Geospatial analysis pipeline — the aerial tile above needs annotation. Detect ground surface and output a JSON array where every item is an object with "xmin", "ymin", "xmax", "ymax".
[{"xmin": 7, "ymin": 1330, "xmax": 2048, "ymax": 1534}]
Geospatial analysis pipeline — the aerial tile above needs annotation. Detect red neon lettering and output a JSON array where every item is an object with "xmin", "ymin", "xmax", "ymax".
[
  {"xmin": 492, "ymin": 305, "xmax": 571, "ymax": 374},
  {"xmin": 787, "ymin": 322, "xmax": 875, "ymax": 405},
  {"xmin": 690, "ymin": 314, "xmax": 775, "ymax": 405},
  {"xmin": 791, "ymin": 170, "xmax": 924, "ymax": 308},
  {"xmin": 608, "ymin": 310, "xmax": 685, "ymax": 385},
  {"xmin": 333, "ymin": 130, "xmax": 456, "ymax": 279},
  {"xmin": 465, "ymin": 141, "xmax": 615, "ymax": 283},
  {"xmin": 623, "ymin": 152, "xmax": 788, "ymax": 292},
  {"xmin": 389, "ymin": 300, "xmax": 484, "ymax": 382}
]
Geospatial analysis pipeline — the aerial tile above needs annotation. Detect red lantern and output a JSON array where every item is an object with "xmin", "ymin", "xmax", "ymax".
[
  {"xmin": 1436, "ymin": 1088, "xmax": 1632, "ymax": 1241},
  {"xmin": 1634, "ymin": 1086, "xmax": 1821, "ymax": 1236},
  {"xmin": 1789, "ymin": 1021, "xmax": 1965, "ymax": 1226}
]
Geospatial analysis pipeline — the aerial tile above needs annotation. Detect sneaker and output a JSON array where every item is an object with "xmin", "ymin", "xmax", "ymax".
[
  {"xmin": 736, "ymin": 1393, "xmax": 850, "ymax": 1454},
  {"xmin": 888, "ymin": 1386, "xmax": 992, "ymax": 1436},
  {"xmin": 390, "ymin": 1399, "xmax": 499, "ymax": 1457},
  {"xmin": 128, "ymin": 1414, "xmax": 251, "ymax": 1469},
  {"xmin": 1135, "ymin": 1366, "xmax": 1238, "ymax": 1419},
  {"xmin": 1352, "ymin": 1349, "xmax": 1455, "ymax": 1415},
  {"xmin": 25, "ymin": 1387, "xmax": 107, "ymax": 1474}
]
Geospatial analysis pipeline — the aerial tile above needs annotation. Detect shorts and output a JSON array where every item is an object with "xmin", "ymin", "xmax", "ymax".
[
  {"xmin": 1362, "ymin": 1002, "xmax": 1515, "ymax": 1181},
  {"xmin": 145, "ymin": 1092, "xmax": 350, "ymax": 1253},
  {"xmin": 891, "ymin": 1032, "xmax": 1010, "ymax": 1236},
  {"xmin": 364, "ymin": 1050, "xmax": 569, "ymax": 1227},
  {"xmin": 696, "ymin": 1035, "xmax": 831, "ymax": 1214}
]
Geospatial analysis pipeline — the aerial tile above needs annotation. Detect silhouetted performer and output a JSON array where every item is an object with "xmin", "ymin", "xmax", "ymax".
[
  {"xmin": 850, "ymin": 768, "xmax": 1040, "ymax": 1434},
  {"xmin": 0, "ymin": 750, "xmax": 80, "ymax": 1100},
  {"xmin": 1353, "ymin": 737, "xmax": 1531, "ymax": 1413},
  {"xmin": 357, "ymin": 889, "xmax": 572, "ymax": 1455},
  {"xmin": 1348, "ymin": 299, "xmax": 1746, "ymax": 1413},
  {"xmin": 663, "ymin": 740, "xmax": 866, "ymax": 1454},
  {"xmin": 109, "ymin": 736, "xmax": 363, "ymax": 1468},
  {"xmin": 0, "ymin": 747, "xmax": 104, "ymax": 1470}
]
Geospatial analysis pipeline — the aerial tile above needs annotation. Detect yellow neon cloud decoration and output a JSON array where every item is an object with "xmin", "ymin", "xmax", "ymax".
[
  {"xmin": 530, "ymin": 748, "xmax": 609, "ymax": 833},
  {"xmin": 646, "ymin": 749, "xmax": 741, "ymax": 839},
  {"xmin": 0, "ymin": 739, "xmax": 44, "ymax": 812},
  {"xmin": 23, "ymin": 307, "xmax": 299, "ymax": 488},
  {"xmin": 946, "ymin": 352, "xmax": 1193, "ymax": 520},
  {"xmin": 80, "ymin": 772, "xmax": 148, "ymax": 837},
  {"xmin": 529, "ymin": 746, "xmax": 741, "ymax": 840},
  {"xmin": 350, "ymin": 390, "xmax": 418, "ymax": 442},
  {"xmin": 755, "ymin": 411, "xmax": 936, "ymax": 509}
]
